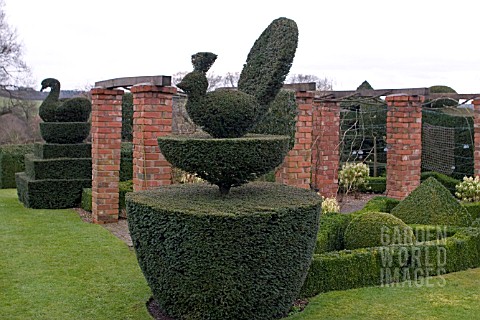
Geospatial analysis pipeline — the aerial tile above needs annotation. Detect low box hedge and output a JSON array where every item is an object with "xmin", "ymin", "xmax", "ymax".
[
  {"xmin": 357, "ymin": 172, "xmax": 460, "ymax": 195},
  {"xmin": 300, "ymin": 226, "xmax": 480, "ymax": 298},
  {"xmin": 0, "ymin": 144, "xmax": 34, "ymax": 188},
  {"xmin": 461, "ymin": 202, "xmax": 480, "ymax": 221},
  {"xmin": 421, "ymin": 171, "xmax": 460, "ymax": 195},
  {"xmin": 359, "ymin": 176, "xmax": 386, "ymax": 194}
]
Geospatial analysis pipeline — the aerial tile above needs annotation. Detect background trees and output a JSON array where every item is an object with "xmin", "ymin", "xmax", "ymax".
[{"xmin": 0, "ymin": 0, "xmax": 30, "ymax": 89}]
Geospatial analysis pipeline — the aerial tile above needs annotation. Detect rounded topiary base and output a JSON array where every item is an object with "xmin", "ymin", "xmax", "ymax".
[
  {"xmin": 126, "ymin": 182, "xmax": 321, "ymax": 320},
  {"xmin": 40, "ymin": 122, "xmax": 90, "ymax": 144},
  {"xmin": 157, "ymin": 134, "xmax": 290, "ymax": 194}
]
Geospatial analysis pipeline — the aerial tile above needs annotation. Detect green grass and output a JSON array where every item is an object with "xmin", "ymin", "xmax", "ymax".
[
  {"xmin": 290, "ymin": 268, "xmax": 480, "ymax": 320},
  {"xmin": 0, "ymin": 189, "xmax": 151, "ymax": 320},
  {"xmin": 3, "ymin": 187, "xmax": 480, "ymax": 320}
]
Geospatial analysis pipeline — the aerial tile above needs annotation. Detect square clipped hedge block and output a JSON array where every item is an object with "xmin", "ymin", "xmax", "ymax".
[
  {"xmin": 34, "ymin": 142, "xmax": 91, "ymax": 159},
  {"xmin": 0, "ymin": 144, "xmax": 34, "ymax": 188},
  {"xmin": 15, "ymin": 172, "xmax": 91, "ymax": 209},
  {"xmin": 24, "ymin": 154, "xmax": 92, "ymax": 180}
]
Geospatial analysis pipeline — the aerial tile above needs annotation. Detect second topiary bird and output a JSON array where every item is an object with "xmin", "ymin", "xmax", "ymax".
[{"xmin": 39, "ymin": 78, "xmax": 92, "ymax": 144}]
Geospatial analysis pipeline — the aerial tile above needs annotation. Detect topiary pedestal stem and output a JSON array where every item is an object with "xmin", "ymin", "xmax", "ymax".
[{"xmin": 218, "ymin": 183, "xmax": 231, "ymax": 195}]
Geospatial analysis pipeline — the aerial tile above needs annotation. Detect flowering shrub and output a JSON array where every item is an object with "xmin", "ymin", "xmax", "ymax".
[
  {"xmin": 455, "ymin": 176, "xmax": 480, "ymax": 202},
  {"xmin": 339, "ymin": 162, "xmax": 370, "ymax": 195},
  {"xmin": 320, "ymin": 196, "xmax": 340, "ymax": 214}
]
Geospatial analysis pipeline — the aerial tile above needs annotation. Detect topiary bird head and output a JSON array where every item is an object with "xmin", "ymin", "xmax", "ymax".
[
  {"xmin": 176, "ymin": 71, "xmax": 209, "ymax": 96},
  {"xmin": 40, "ymin": 78, "xmax": 60, "ymax": 92}
]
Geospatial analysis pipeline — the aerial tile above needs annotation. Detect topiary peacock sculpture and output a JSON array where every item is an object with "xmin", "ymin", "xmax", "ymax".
[
  {"xmin": 128, "ymin": 17, "xmax": 321, "ymax": 320},
  {"xmin": 159, "ymin": 17, "xmax": 299, "ymax": 194},
  {"xmin": 176, "ymin": 52, "xmax": 259, "ymax": 138},
  {"xmin": 38, "ymin": 78, "xmax": 92, "ymax": 144}
]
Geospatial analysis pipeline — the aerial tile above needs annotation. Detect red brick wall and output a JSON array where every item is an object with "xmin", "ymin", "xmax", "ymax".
[
  {"xmin": 385, "ymin": 94, "xmax": 424, "ymax": 199},
  {"xmin": 312, "ymin": 100, "xmax": 340, "ymax": 198},
  {"xmin": 131, "ymin": 85, "xmax": 176, "ymax": 192},
  {"xmin": 91, "ymin": 88, "xmax": 124, "ymax": 224},
  {"xmin": 276, "ymin": 91, "xmax": 314, "ymax": 189}
]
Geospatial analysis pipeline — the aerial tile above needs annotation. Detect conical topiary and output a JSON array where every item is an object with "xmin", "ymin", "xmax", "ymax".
[{"xmin": 390, "ymin": 177, "xmax": 472, "ymax": 226}]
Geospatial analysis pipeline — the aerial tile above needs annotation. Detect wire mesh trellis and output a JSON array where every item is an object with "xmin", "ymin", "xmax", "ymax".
[
  {"xmin": 336, "ymin": 97, "xmax": 475, "ymax": 190},
  {"xmin": 339, "ymin": 98, "xmax": 388, "ymax": 177}
]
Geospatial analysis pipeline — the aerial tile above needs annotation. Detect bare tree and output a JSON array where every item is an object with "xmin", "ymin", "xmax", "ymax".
[
  {"xmin": 287, "ymin": 74, "xmax": 334, "ymax": 91},
  {"xmin": 0, "ymin": 0, "xmax": 30, "ymax": 89},
  {"xmin": 222, "ymin": 72, "xmax": 240, "ymax": 88}
]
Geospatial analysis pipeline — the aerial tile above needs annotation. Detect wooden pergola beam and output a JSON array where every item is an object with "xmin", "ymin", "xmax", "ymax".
[{"xmin": 94, "ymin": 76, "xmax": 171, "ymax": 89}]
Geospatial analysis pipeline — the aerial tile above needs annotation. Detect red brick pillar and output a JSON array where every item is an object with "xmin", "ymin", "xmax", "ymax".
[
  {"xmin": 312, "ymin": 100, "xmax": 340, "ymax": 198},
  {"xmin": 131, "ymin": 85, "xmax": 176, "ymax": 192},
  {"xmin": 275, "ymin": 91, "xmax": 314, "ymax": 189},
  {"xmin": 473, "ymin": 99, "xmax": 480, "ymax": 176},
  {"xmin": 91, "ymin": 88, "xmax": 124, "ymax": 224},
  {"xmin": 385, "ymin": 94, "xmax": 424, "ymax": 200}
]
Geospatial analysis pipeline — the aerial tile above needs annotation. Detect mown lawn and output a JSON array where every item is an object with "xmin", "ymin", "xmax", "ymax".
[
  {"xmin": 290, "ymin": 268, "xmax": 480, "ymax": 320},
  {"xmin": 0, "ymin": 189, "xmax": 151, "ymax": 320},
  {"xmin": 2, "ymin": 187, "xmax": 480, "ymax": 320}
]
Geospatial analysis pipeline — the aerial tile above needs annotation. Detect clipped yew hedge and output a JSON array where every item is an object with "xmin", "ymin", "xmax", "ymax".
[
  {"xmin": 157, "ymin": 134, "xmax": 290, "ymax": 194},
  {"xmin": 24, "ymin": 154, "xmax": 91, "ymax": 180},
  {"xmin": 15, "ymin": 172, "xmax": 90, "ymax": 208},
  {"xmin": 238, "ymin": 17, "xmax": 298, "ymax": 112},
  {"xmin": 39, "ymin": 122, "xmax": 90, "ymax": 144},
  {"xmin": 127, "ymin": 182, "xmax": 321, "ymax": 320},
  {"xmin": 0, "ymin": 144, "xmax": 34, "ymax": 188},
  {"xmin": 34, "ymin": 142, "xmax": 91, "ymax": 159}
]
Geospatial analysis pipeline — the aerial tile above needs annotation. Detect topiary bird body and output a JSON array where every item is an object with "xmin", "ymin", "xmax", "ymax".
[
  {"xmin": 177, "ymin": 69, "xmax": 259, "ymax": 138},
  {"xmin": 39, "ymin": 78, "xmax": 91, "ymax": 123}
]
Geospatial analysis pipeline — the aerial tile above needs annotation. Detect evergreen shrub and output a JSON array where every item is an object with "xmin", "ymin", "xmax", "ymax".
[
  {"xmin": 157, "ymin": 134, "xmax": 290, "ymax": 194},
  {"xmin": 355, "ymin": 196, "xmax": 400, "ymax": 214},
  {"xmin": 34, "ymin": 142, "xmax": 91, "ymax": 159},
  {"xmin": 24, "ymin": 154, "xmax": 91, "ymax": 180},
  {"xmin": 15, "ymin": 172, "xmax": 90, "ymax": 208},
  {"xmin": 315, "ymin": 213, "xmax": 355, "ymax": 254},
  {"xmin": 301, "ymin": 226, "xmax": 480, "ymax": 298},
  {"xmin": 421, "ymin": 171, "xmax": 459, "ymax": 195},
  {"xmin": 120, "ymin": 142, "xmax": 133, "ymax": 181},
  {"xmin": 391, "ymin": 177, "xmax": 472, "ymax": 226},
  {"xmin": 39, "ymin": 122, "xmax": 90, "ymax": 144},
  {"xmin": 55, "ymin": 97, "xmax": 92, "ymax": 122},
  {"xmin": 127, "ymin": 182, "xmax": 321, "ymax": 320},
  {"xmin": 462, "ymin": 202, "xmax": 480, "ymax": 221},
  {"xmin": 344, "ymin": 212, "xmax": 415, "ymax": 250},
  {"xmin": 238, "ymin": 17, "xmax": 298, "ymax": 113},
  {"xmin": 251, "ymin": 89, "xmax": 297, "ymax": 149},
  {"xmin": 0, "ymin": 144, "xmax": 34, "ymax": 188},
  {"xmin": 359, "ymin": 176, "xmax": 386, "ymax": 194}
]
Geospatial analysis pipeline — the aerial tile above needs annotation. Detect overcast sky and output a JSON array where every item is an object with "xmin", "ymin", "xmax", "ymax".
[{"xmin": 4, "ymin": 0, "xmax": 480, "ymax": 93}]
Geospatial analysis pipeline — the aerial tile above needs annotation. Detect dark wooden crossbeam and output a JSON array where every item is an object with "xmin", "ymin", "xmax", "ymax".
[{"xmin": 95, "ymin": 76, "xmax": 171, "ymax": 89}]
